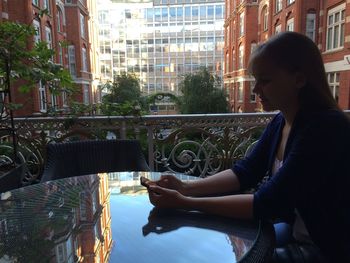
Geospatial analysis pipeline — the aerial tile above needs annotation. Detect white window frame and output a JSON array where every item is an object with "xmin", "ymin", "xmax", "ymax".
[
  {"xmin": 45, "ymin": 26, "xmax": 52, "ymax": 49},
  {"xmin": 39, "ymin": 81, "xmax": 47, "ymax": 112},
  {"xmin": 33, "ymin": 20, "xmax": 41, "ymax": 43},
  {"xmin": 43, "ymin": 0, "xmax": 50, "ymax": 13},
  {"xmin": 51, "ymin": 93, "xmax": 58, "ymax": 109},
  {"xmin": 263, "ymin": 8, "xmax": 268, "ymax": 31},
  {"xmin": 306, "ymin": 13, "xmax": 316, "ymax": 41},
  {"xmin": 32, "ymin": 0, "xmax": 39, "ymax": 6},
  {"xmin": 238, "ymin": 45, "xmax": 244, "ymax": 69},
  {"xmin": 237, "ymin": 82, "xmax": 244, "ymax": 102},
  {"xmin": 82, "ymin": 47, "xmax": 88, "ymax": 72},
  {"xmin": 275, "ymin": 24, "xmax": 282, "ymax": 34},
  {"xmin": 80, "ymin": 13, "xmax": 86, "ymax": 38},
  {"xmin": 287, "ymin": 0, "xmax": 295, "ymax": 5},
  {"xmin": 326, "ymin": 4, "xmax": 345, "ymax": 51},
  {"xmin": 83, "ymin": 84, "xmax": 90, "ymax": 105},
  {"xmin": 286, "ymin": 18, "xmax": 294, "ymax": 32},
  {"xmin": 68, "ymin": 45, "xmax": 77, "ymax": 77},
  {"xmin": 57, "ymin": 8, "xmax": 62, "ymax": 32},
  {"xmin": 276, "ymin": 0, "xmax": 282, "ymax": 13},
  {"xmin": 239, "ymin": 12, "xmax": 244, "ymax": 37},
  {"xmin": 62, "ymin": 91, "xmax": 68, "ymax": 107},
  {"xmin": 327, "ymin": 72, "xmax": 340, "ymax": 103}
]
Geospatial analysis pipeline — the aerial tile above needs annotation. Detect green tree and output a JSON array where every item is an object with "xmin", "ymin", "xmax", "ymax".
[
  {"xmin": 0, "ymin": 21, "xmax": 75, "ymax": 110},
  {"xmin": 100, "ymin": 72, "xmax": 148, "ymax": 116},
  {"xmin": 179, "ymin": 67, "xmax": 229, "ymax": 114}
]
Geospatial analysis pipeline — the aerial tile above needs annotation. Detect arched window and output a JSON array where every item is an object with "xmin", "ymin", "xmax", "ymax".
[
  {"xmin": 238, "ymin": 44, "xmax": 244, "ymax": 69},
  {"xmin": 232, "ymin": 48, "xmax": 235, "ymax": 71},
  {"xmin": 57, "ymin": 7, "xmax": 63, "ymax": 32},
  {"xmin": 262, "ymin": 6, "xmax": 268, "ymax": 31}
]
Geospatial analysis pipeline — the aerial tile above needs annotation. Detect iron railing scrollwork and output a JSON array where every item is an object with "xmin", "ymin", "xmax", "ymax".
[{"xmin": 0, "ymin": 111, "xmax": 348, "ymax": 184}]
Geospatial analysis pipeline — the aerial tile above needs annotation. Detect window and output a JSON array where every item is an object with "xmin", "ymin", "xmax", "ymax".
[
  {"xmin": 238, "ymin": 45, "xmax": 244, "ymax": 69},
  {"xmin": 39, "ymin": 81, "xmax": 47, "ymax": 112},
  {"xmin": 237, "ymin": 82, "xmax": 243, "ymax": 102},
  {"xmin": 286, "ymin": 18, "xmax": 294, "ymax": 31},
  {"xmin": 58, "ymin": 45, "xmax": 63, "ymax": 65},
  {"xmin": 225, "ymin": 52, "xmax": 229, "ymax": 73},
  {"xmin": 306, "ymin": 13, "xmax": 316, "ymax": 41},
  {"xmin": 327, "ymin": 72, "xmax": 340, "ymax": 103},
  {"xmin": 287, "ymin": 0, "xmax": 295, "ymax": 5},
  {"xmin": 33, "ymin": 20, "xmax": 41, "ymax": 43},
  {"xmin": 250, "ymin": 81, "xmax": 256, "ymax": 102},
  {"xmin": 239, "ymin": 12, "xmax": 244, "ymax": 37},
  {"xmin": 32, "ymin": 0, "xmax": 39, "ymax": 6},
  {"xmin": 68, "ymin": 45, "xmax": 77, "ymax": 77},
  {"xmin": 232, "ymin": 49, "xmax": 235, "ymax": 71},
  {"xmin": 83, "ymin": 85, "xmax": 89, "ymax": 105},
  {"xmin": 275, "ymin": 24, "xmax": 282, "ymax": 34},
  {"xmin": 62, "ymin": 91, "xmax": 68, "ymax": 107},
  {"xmin": 45, "ymin": 26, "xmax": 52, "ymax": 49},
  {"xmin": 326, "ymin": 4, "xmax": 345, "ymax": 51},
  {"xmin": 43, "ymin": 0, "xmax": 50, "ymax": 13},
  {"xmin": 57, "ymin": 8, "xmax": 63, "ymax": 32},
  {"xmin": 51, "ymin": 93, "xmax": 58, "ymax": 109},
  {"xmin": 262, "ymin": 7, "xmax": 268, "ymax": 31},
  {"xmin": 56, "ymin": 238, "xmax": 73, "ymax": 263},
  {"xmin": 80, "ymin": 192, "xmax": 87, "ymax": 220},
  {"xmin": 80, "ymin": 13, "xmax": 86, "ymax": 38},
  {"xmin": 82, "ymin": 47, "xmax": 88, "ymax": 71},
  {"xmin": 275, "ymin": 0, "xmax": 282, "ymax": 13}
]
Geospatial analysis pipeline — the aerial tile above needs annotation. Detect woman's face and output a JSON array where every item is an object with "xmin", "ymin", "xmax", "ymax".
[{"xmin": 250, "ymin": 55, "xmax": 301, "ymax": 112}]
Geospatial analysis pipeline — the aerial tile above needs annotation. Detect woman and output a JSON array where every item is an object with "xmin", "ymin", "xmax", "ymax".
[{"xmin": 145, "ymin": 32, "xmax": 350, "ymax": 262}]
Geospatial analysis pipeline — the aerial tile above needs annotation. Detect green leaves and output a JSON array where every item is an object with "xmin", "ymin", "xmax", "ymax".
[
  {"xmin": 100, "ymin": 72, "xmax": 147, "ymax": 116},
  {"xmin": 179, "ymin": 67, "xmax": 229, "ymax": 114},
  {"xmin": 0, "ymin": 21, "xmax": 75, "ymax": 113}
]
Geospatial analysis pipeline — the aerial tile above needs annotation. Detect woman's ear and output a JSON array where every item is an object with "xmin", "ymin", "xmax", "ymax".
[{"xmin": 295, "ymin": 72, "xmax": 307, "ymax": 90}]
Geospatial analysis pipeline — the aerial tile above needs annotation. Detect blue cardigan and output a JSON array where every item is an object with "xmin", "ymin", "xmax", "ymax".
[{"xmin": 232, "ymin": 109, "xmax": 350, "ymax": 261}]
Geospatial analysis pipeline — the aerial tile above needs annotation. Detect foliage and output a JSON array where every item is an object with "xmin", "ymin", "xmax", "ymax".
[
  {"xmin": 0, "ymin": 21, "xmax": 75, "ymax": 107},
  {"xmin": 100, "ymin": 72, "xmax": 148, "ymax": 116},
  {"xmin": 179, "ymin": 67, "xmax": 229, "ymax": 114}
]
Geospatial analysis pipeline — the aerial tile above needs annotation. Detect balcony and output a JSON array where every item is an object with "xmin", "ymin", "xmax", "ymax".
[{"xmin": 1, "ymin": 111, "xmax": 349, "ymax": 184}]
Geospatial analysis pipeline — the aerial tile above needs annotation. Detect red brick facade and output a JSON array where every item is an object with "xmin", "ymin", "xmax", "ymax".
[
  {"xmin": 224, "ymin": 0, "xmax": 350, "ymax": 112},
  {"xmin": 1, "ymin": 0, "xmax": 92, "ymax": 116}
]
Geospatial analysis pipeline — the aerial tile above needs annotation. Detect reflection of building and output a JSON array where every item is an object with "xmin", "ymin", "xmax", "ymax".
[
  {"xmin": 67, "ymin": 173, "xmax": 112, "ymax": 263},
  {"xmin": 0, "ymin": 174, "xmax": 112, "ymax": 263},
  {"xmin": 97, "ymin": 0, "xmax": 225, "ymax": 113},
  {"xmin": 224, "ymin": 0, "xmax": 350, "ymax": 112}
]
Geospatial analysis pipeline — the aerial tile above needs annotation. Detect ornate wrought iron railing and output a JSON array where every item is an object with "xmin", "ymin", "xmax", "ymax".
[{"xmin": 1, "ymin": 111, "xmax": 349, "ymax": 184}]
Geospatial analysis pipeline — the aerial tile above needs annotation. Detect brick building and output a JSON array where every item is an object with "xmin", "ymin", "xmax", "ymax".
[
  {"xmin": 1, "ymin": 0, "xmax": 94, "ymax": 116},
  {"xmin": 224, "ymin": 0, "xmax": 350, "ymax": 112}
]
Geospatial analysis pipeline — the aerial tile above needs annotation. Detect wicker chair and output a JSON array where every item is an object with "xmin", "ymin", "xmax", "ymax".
[
  {"xmin": 0, "ymin": 164, "xmax": 24, "ymax": 193},
  {"xmin": 40, "ymin": 139, "xmax": 150, "ymax": 182}
]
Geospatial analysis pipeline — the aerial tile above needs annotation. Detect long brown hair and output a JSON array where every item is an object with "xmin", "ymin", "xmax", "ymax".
[{"xmin": 250, "ymin": 32, "xmax": 339, "ymax": 111}]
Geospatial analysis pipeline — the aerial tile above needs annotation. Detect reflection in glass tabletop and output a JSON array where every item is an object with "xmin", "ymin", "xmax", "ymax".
[{"xmin": 0, "ymin": 172, "xmax": 272, "ymax": 263}]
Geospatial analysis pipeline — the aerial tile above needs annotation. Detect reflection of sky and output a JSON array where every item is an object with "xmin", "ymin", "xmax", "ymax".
[{"xmin": 109, "ymin": 194, "xmax": 237, "ymax": 263}]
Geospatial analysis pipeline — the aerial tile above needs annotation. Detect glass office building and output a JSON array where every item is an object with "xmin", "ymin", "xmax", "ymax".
[{"xmin": 98, "ymin": 0, "xmax": 224, "ymax": 96}]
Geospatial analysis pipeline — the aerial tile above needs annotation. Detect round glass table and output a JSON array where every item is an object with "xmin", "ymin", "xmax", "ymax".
[{"xmin": 0, "ymin": 172, "xmax": 274, "ymax": 263}]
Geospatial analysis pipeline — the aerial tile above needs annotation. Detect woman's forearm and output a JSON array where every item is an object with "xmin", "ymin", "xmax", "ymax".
[
  {"xmin": 182, "ymin": 169, "xmax": 241, "ymax": 197},
  {"xmin": 182, "ymin": 194, "xmax": 254, "ymax": 220}
]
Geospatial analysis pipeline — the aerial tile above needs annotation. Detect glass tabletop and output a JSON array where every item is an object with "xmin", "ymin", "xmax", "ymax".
[{"xmin": 0, "ymin": 172, "xmax": 272, "ymax": 263}]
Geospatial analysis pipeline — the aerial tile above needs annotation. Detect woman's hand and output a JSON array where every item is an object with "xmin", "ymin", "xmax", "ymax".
[
  {"xmin": 147, "ymin": 185, "xmax": 188, "ymax": 209},
  {"xmin": 156, "ymin": 174, "xmax": 187, "ymax": 195}
]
